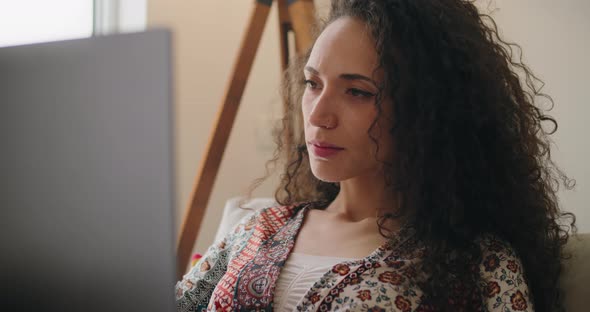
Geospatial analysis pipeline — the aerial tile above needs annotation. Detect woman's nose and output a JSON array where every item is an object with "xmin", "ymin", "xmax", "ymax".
[{"xmin": 308, "ymin": 89, "xmax": 337, "ymax": 130}]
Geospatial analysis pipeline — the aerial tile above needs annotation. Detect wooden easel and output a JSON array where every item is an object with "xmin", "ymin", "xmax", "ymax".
[{"xmin": 176, "ymin": 0, "xmax": 316, "ymax": 279}]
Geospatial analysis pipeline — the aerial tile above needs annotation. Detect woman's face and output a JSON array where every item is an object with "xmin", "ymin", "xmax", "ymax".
[{"xmin": 303, "ymin": 16, "xmax": 393, "ymax": 183}]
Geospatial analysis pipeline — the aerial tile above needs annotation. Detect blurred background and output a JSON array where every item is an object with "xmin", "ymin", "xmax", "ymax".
[{"xmin": 2, "ymin": 0, "xmax": 588, "ymax": 255}]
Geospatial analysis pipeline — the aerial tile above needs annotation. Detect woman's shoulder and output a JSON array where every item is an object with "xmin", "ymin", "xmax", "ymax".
[
  {"xmin": 472, "ymin": 233, "xmax": 533, "ymax": 311},
  {"xmin": 260, "ymin": 201, "xmax": 310, "ymax": 217},
  {"xmin": 472, "ymin": 233, "xmax": 526, "ymax": 277},
  {"xmin": 474, "ymin": 233, "xmax": 522, "ymax": 263},
  {"xmin": 230, "ymin": 201, "xmax": 311, "ymax": 237},
  {"xmin": 248, "ymin": 201, "xmax": 313, "ymax": 224}
]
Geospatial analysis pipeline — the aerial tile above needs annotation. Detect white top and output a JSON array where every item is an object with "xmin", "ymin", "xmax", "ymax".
[{"xmin": 273, "ymin": 252, "xmax": 360, "ymax": 311}]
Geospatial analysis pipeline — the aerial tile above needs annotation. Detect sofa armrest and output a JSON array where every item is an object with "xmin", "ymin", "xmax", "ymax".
[{"xmin": 561, "ymin": 232, "xmax": 590, "ymax": 312}]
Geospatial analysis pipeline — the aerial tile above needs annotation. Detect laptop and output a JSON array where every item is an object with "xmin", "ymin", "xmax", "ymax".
[{"xmin": 0, "ymin": 30, "xmax": 177, "ymax": 312}]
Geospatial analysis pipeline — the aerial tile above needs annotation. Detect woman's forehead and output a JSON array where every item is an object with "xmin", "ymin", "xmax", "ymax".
[{"xmin": 307, "ymin": 17, "xmax": 380, "ymax": 79}]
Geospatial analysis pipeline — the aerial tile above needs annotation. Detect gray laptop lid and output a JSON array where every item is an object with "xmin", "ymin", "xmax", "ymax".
[{"xmin": 0, "ymin": 30, "xmax": 176, "ymax": 312}]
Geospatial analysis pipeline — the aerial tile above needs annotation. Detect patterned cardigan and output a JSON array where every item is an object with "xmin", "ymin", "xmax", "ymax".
[{"xmin": 175, "ymin": 203, "xmax": 533, "ymax": 311}]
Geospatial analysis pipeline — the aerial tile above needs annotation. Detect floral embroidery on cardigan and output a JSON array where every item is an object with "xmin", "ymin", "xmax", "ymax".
[{"xmin": 175, "ymin": 203, "xmax": 533, "ymax": 311}]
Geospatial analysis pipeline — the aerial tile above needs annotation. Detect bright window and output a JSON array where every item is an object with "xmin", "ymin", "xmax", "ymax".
[{"xmin": 0, "ymin": 0, "xmax": 93, "ymax": 48}]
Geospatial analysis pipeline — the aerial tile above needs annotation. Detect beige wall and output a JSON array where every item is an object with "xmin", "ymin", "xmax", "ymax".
[
  {"xmin": 147, "ymin": 0, "xmax": 589, "ymax": 257},
  {"xmin": 481, "ymin": 0, "xmax": 590, "ymax": 233}
]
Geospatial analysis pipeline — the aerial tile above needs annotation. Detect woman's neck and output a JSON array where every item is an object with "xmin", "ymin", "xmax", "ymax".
[{"xmin": 324, "ymin": 173, "xmax": 398, "ymax": 224}]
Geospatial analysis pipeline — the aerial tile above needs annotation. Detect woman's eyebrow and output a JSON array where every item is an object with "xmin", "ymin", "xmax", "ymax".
[
  {"xmin": 304, "ymin": 66, "xmax": 378, "ymax": 87},
  {"xmin": 339, "ymin": 73, "xmax": 378, "ymax": 87}
]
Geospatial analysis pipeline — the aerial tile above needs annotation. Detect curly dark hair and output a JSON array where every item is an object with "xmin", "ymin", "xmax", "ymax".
[{"xmin": 247, "ymin": 0, "xmax": 577, "ymax": 310}]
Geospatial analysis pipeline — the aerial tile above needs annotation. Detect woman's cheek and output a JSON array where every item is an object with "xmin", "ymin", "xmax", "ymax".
[{"xmin": 301, "ymin": 95, "xmax": 314, "ymax": 118}]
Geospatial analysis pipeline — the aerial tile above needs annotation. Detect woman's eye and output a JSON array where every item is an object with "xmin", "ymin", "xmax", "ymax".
[
  {"xmin": 348, "ymin": 88, "xmax": 375, "ymax": 98},
  {"xmin": 304, "ymin": 79, "xmax": 318, "ymax": 89}
]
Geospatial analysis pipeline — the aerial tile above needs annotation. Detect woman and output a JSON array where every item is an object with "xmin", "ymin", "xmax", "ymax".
[{"xmin": 176, "ymin": 0, "xmax": 576, "ymax": 311}]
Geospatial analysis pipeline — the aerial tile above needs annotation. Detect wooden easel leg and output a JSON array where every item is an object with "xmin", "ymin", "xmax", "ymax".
[
  {"xmin": 278, "ymin": 0, "xmax": 291, "ymax": 73},
  {"xmin": 288, "ymin": 0, "xmax": 316, "ymax": 54},
  {"xmin": 277, "ymin": 0, "xmax": 316, "ymax": 70},
  {"xmin": 175, "ymin": 0, "xmax": 273, "ymax": 280}
]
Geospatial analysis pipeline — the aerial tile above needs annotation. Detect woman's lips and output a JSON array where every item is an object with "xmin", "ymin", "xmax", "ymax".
[{"xmin": 310, "ymin": 144, "xmax": 344, "ymax": 158}]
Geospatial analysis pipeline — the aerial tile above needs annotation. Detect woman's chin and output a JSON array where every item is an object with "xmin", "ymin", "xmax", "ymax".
[{"xmin": 310, "ymin": 166, "xmax": 347, "ymax": 183}]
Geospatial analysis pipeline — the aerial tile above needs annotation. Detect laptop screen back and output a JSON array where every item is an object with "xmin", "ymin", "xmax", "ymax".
[{"xmin": 0, "ymin": 30, "xmax": 176, "ymax": 312}]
